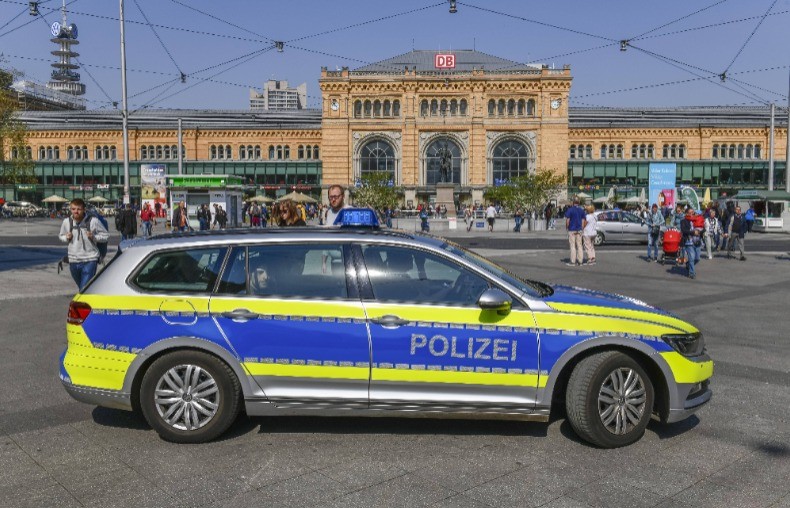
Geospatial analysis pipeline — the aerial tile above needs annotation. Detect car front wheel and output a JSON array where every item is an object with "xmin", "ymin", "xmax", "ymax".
[
  {"xmin": 140, "ymin": 350, "xmax": 241, "ymax": 443},
  {"xmin": 566, "ymin": 351, "xmax": 654, "ymax": 448},
  {"xmin": 594, "ymin": 232, "xmax": 604, "ymax": 246}
]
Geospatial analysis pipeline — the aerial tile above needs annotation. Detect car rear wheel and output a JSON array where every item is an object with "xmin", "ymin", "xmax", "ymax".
[
  {"xmin": 594, "ymin": 232, "xmax": 604, "ymax": 246},
  {"xmin": 140, "ymin": 350, "xmax": 240, "ymax": 443},
  {"xmin": 566, "ymin": 351, "xmax": 654, "ymax": 448}
]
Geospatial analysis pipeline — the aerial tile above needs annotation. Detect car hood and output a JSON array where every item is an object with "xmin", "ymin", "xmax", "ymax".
[{"xmin": 545, "ymin": 284, "xmax": 671, "ymax": 316}]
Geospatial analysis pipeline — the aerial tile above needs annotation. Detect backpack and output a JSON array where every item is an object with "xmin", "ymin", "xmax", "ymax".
[{"xmin": 69, "ymin": 214, "xmax": 108, "ymax": 260}]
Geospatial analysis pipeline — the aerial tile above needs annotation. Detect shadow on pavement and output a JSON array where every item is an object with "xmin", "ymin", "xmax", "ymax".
[{"xmin": 0, "ymin": 247, "xmax": 63, "ymax": 272}]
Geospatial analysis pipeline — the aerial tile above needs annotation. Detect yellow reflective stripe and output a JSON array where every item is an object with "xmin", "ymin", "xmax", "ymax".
[
  {"xmin": 546, "ymin": 303, "xmax": 696, "ymax": 334},
  {"xmin": 63, "ymin": 324, "xmax": 135, "ymax": 390},
  {"xmin": 211, "ymin": 297, "xmax": 366, "ymax": 319},
  {"xmin": 660, "ymin": 352, "xmax": 714, "ymax": 384},
  {"xmin": 243, "ymin": 362, "xmax": 369, "ymax": 380},
  {"xmin": 533, "ymin": 312, "xmax": 678, "ymax": 337},
  {"xmin": 373, "ymin": 368, "xmax": 544, "ymax": 387},
  {"xmin": 76, "ymin": 294, "xmax": 211, "ymax": 313},
  {"xmin": 363, "ymin": 302, "xmax": 537, "ymax": 327}
]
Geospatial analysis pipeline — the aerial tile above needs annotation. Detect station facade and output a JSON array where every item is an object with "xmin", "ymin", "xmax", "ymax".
[{"xmin": 2, "ymin": 49, "xmax": 788, "ymax": 206}]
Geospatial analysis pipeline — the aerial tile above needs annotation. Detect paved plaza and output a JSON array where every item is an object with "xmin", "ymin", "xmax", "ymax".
[{"xmin": 0, "ymin": 219, "xmax": 788, "ymax": 508}]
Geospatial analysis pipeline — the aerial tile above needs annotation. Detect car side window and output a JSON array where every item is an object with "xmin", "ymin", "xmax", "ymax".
[
  {"xmin": 622, "ymin": 213, "xmax": 641, "ymax": 223},
  {"xmin": 361, "ymin": 244, "xmax": 489, "ymax": 306},
  {"xmin": 133, "ymin": 248, "xmax": 225, "ymax": 293},
  {"xmin": 238, "ymin": 244, "xmax": 348, "ymax": 299},
  {"xmin": 217, "ymin": 247, "xmax": 247, "ymax": 294}
]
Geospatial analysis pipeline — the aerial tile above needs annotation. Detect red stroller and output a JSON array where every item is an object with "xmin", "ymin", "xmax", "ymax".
[{"xmin": 660, "ymin": 228, "xmax": 682, "ymax": 265}]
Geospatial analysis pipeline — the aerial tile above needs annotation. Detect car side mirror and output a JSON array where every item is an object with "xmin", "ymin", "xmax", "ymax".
[{"xmin": 477, "ymin": 288, "xmax": 512, "ymax": 314}]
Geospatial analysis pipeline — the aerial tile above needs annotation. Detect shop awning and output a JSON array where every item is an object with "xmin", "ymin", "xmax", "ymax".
[{"xmin": 732, "ymin": 190, "xmax": 790, "ymax": 201}]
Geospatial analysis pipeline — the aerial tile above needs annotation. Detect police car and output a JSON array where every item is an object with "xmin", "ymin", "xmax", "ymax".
[{"xmin": 61, "ymin": 209, "xmax": 712, "ymax": 448}]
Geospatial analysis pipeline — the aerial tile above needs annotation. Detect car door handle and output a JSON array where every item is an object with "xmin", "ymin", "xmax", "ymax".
[
  {"xmin": 371, "ymin": 315, "xmax": 410, "ymax": 328},
  {"xmin": 221, "ymin": 308, "xmax": 259, "ymax": 321}
]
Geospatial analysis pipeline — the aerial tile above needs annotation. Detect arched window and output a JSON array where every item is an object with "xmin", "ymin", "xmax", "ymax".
[
  {"xmin": 39, "ymin": 147, "xmax": 46, "ymax": 160},
  {"xmin": 712, "ymin": 144, "xmax": 719, "ymax": 158},
  {"xmin": 297, "ymin": 145, "xmax": 304, "ymax": 159},
  {"xmin": 527, "ymin": 99, "xmax": 535, "ymax": 116},
  {"xmin": 383, "ymin": 100, "xmax": 391, "ymax": 116},
  {"xmin": 276, "ymin": 145, "xmax": 283, "ymax": 159},
  {"xmin": 517, "ymin": 99, "xmax": 525, "ymax": 115},
  {"xmin": 440, "ymin": 99, "xmax": 448, "ymax": 115},
  {"xmin": 313, "ymin": 145, "xmax": 319, "ymax": 159},
  {"xmin": 507, "ymin": 99, "xmax": 515, "ymax": 115},
  {"xmin": 585, "ymin": 145, "xmax": 592, "ymax": 159},
  {"xmin": 754, "ymin": 144, "xmax": 761, "ymax": 158},
  {"xmin": 269, "ymin": 145, "xmax": 275, "ymax": 159},
  {"xmin": 569, "ymin": 145, "xmax": 576, "ymax": 159},
  {"xmin": 737, "ymin": 144, "xmax": 744, "ymax": 159},
  {"xmin": 616, "ymin": 145, "xmax": 624, "ymax": 159},
  {"xmin": 426, "ymin": 138, "xmax": 462, "ymax": 184},
  {"xmin": 155, "ymin": 145, "xmax": 162, "ymax": 159},
  {"xmin": 359, "ymin": 139, "xmax": 396, "ymax": 182},
  {"xmin": 492, "ymin": 139, "xmax": 531, "ymax": 184},
  {"xmin": 364, "ymin": 100, "xmax": 372, "ymax": 117},
  {"xmin": 662, "ymin": 144, "xmax": 669, "ymax": 158},
  {"xmin": 164, "ymin": 145, "xmax": 171, "ymax": 160},
  {"xmin": 488, "ymin": 99, "xmax": 495, "ymax": 116},
  {"xmin": 430, "ymin": 99, "xmax": 438, "ymax": 116},
  {"xmin": 392, "ymin": 100, "xmax": 400, "ymax": 116},
  {"xmin": 449, "ymin": 99, "xmax": 458, "ymax": 116},
  {"xmin": 210, "ymin": 145, "xmax": 217, "ymax": 160},
  {"xmin": 421, "ymin": 100, "xmax": 429, "ymax": 116},
  {"xmin": 638, "ymin": 144, "xmax": 646, "ymax": 158},
  {"xmin": 601, "ymin": 145, "xmax": 608, "ymax": 159},
  {"xmin": 104, "ymin": 146, "xmax": 111, "ymax": 160},
  {"xmin": 373, "ymin": 100, "xmax": 381, "ymax": 117},
  {"xmin": 459, "ymin": 99, "xmax": 467, "ymax": 115},
  {"xmin": 67, "ymin": 146, "xmax": 75, "ymax": 160},
  {"xmin": 631, "ymin": 144, "xmax": 638, "ymax": 158},
  {"xmin": 647, "ymin": 144, "xmax": 654, "ymax": 158},
  {"xmin": 240, "ymin": 146, "xmax": 247, "ymax": 160},
  {"xmin": 95, "ymin": 146, "xmax": 101, "ymax": 160},
  {"xmin": 253, "ymin": 145, "xmax": 260, "ymax": 159},
  {"xmin": 497, "ymin": 99, "xmax": 505, "ymax": 115},
  {"xmin": 728, "ymin": 144, "xmax": 736, "ymax": 158},
  {"xmin": 609, "ymin": 145, "xmax": 616, "ymax": 159},
  {"xmin": 308, "ymin": 145, "xmax": 314, "ymax": 159},
  {"xmin": 283, "ymin": 146, "xmax": 290, "ymax": 159},
  {"xmin": 354, "ymin": 100, "xmax": 362, "ymax": 118},
  {"xmin": 678, "ymin": 144, "xmax": 685, "ymax": 159},
  {"xmin": 745, "ymin": 144, "xmax": 753, "ymax": 158}
]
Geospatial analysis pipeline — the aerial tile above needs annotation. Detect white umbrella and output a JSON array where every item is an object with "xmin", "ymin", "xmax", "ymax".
[
  {"xmin": 248, "ymin": 195, "xmax": 273, "ymax": 203},
  {"xmin": 41, "ymin": 194, "xmax": 68, "ymax": 203},
  {"xmin": 576, "ymin": 192, "xmax": 592, "ymax": 200},
  {"xmin": 88, "ymin": 196, "xmax": 109, "ymax": 203}
]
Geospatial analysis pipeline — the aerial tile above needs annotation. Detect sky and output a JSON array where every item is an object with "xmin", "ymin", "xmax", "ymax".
[{"xmin": 1, "ymin": 0, "xmax": 789, "ymax": 111}]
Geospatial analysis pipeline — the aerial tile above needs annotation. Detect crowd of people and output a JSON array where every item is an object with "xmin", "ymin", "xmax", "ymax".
[{"xmin": 562, "ymin": 197, "xmax": 754, "ymax": 279}]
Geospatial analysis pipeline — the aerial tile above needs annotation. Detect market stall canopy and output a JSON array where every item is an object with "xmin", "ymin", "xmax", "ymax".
[
  {"xmin": 248, "ymin": 195, "xmax": 274, "ymax": 203},
  {"xmin": 87, "ymin": 196, "xmax": 109, "ymax": 203},
  {"xmin": 277, "ymin": 191, "xmax": 317, "ymax": 203},
  {"xmin": 576, "ymin": 192, "xmax": 592, "ymax": 200},
  {"xmin": 41, "ymin": 194, "xmax": 68, "ymax": 203}
]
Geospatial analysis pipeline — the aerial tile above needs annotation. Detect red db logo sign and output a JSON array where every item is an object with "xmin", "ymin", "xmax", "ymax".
[{"xmin": 434, "ymin": 54, "xmax": 456, "ymax": 69}]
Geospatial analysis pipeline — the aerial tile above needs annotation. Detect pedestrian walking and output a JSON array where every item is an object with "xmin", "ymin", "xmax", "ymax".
[
  {"xmin": 745, "ymin": 206, "xmax": 755, "ymax": 233},
  {"xmin": 59, "ymin": 198, "xmax": 109, "ymax": 291},
  {"xmin": 119, "ymin": 203, "xmax": 137, "ymax": 240},
  {"xmin": 724, "ymin": 206, "xmax": 747, "ymax": 261},
  {"xmin": 646, "ymin": 203, "xmax": 663, "ymax": 262},
  {"xmin": 485, "ymin": 204, "xmax": 497, "ymax": 232},
  {"xmin": 564, "ymin": 196, "xmax": 586, "ymax": 266},
  {"xmin": 172, "ymin": 202, "xmax": 189, "ymax": 232},
  {"xmin": 464, "ymin": 205, "xmax": 473, "ymax": 231},
  {"xmin": 582, "ymin": 205, "xmax": 597, "ymax": 265},
  {"xmin": 704, "ymin": 209, "xmax": 722, "ymax": 259},
  {"xmin": 140, "ymin": 203, "xmax": 156, "ymax": 239},
  {"xmin": 419, "ymin": 205, "xmax": 430, "ymax": 232},
  {"xmin": 680, "ymin": 209, "xmax": 701, "ymax": 279},
  {"xmin": 513, "ymin": 208, "xmax": 524, "ymax": 232}
]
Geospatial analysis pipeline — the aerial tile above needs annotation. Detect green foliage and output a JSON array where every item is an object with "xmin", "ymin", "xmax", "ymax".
[
  {"xmin": 350, "ymin": 172, "xmax": 403, "ymax": 211},
  {"xmin": 484, "ymin": 169, "xmax": 565, "ymax": 213},
  {"xmin": 0, "ymin": 68, "xmax": 35, "ymax": 184}
]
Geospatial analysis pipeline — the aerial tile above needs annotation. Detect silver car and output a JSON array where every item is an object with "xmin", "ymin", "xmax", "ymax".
[
  {"xmin": 60, "ymin": 211, "xmax": 712, "ymax": 448},
  {"xmin": 593, "ymin": 210, "xmax": 663, "ymax": 245}
]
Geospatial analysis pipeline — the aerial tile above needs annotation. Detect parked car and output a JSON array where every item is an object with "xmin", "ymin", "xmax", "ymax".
[
  {"xmin": 593, "ymin": 210, "xmax": 664, "ymax": 245},
  {"xmin": 61, "ymin": 208, "xmax": 712, "ymax": 448}
]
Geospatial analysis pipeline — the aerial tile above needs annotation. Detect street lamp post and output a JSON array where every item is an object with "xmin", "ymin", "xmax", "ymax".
[{"xmin": 119, "ymin": 0, "xmax": 130, "ymax": 205}]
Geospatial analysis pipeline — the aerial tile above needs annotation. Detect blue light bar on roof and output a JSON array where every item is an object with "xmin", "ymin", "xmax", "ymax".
[{"xmin": 333, "ymin": 207, "xmax": 379, "ymax": 227}]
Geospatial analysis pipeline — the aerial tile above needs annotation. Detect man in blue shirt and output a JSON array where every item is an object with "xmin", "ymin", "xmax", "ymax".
[{"xmin": 564, "ymin": 196, "xmax": 587, "ymax": 266}]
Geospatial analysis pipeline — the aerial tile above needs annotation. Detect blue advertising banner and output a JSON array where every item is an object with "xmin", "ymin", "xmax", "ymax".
[{"xmin": 648, "ymin": 163, "xmax": 677, "ymax": 209}]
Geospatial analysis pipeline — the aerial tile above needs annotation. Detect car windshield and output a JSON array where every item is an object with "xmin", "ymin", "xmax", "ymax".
[{"xmin": 439, "ymin": 241, "xmax": 551, "ymax": 298}]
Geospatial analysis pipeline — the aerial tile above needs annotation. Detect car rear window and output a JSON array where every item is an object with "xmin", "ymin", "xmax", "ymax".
[{"xmin": 132, "ymin": 248, "xmax": 225, "ymax": 293}]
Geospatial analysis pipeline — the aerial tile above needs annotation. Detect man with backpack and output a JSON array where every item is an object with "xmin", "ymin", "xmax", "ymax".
[
  {"xmin": 724, "ymin": 206, "xmax": 747, "ymax": 261},
  {"xmin": 119, "ymin": 203, "xmax": 137, "ymax": 240},
  {"xmin": 59, "ymin": 198, "xmax": 109, "ymax": 291}
]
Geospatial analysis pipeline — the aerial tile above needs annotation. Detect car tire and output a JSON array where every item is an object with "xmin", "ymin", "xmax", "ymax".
[
  {"xmin": 594, "ymin": 232, "xmax": 604, "ymax": 246},
  {"xmin": 565, "ymin": 351, "xmax": 654, "ymax": 448},
  {"xmin": 140, "ymin": 350, "xmax": 241, "ymax": 443}
]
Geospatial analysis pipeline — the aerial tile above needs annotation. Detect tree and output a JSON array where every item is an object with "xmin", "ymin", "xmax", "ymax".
[
  {"xmin": 350, "ymin": 171, "xmax": 403, "ymax": 212},
  {"xmin": 0, "ymin": 68, "xmax": 35, "ymax": 185},
  {"xmin": 484, "ymin": 168, "xmax": 565, "ymax": 214}
]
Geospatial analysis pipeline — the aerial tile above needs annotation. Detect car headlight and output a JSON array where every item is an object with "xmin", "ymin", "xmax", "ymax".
[{"xmin": 661, "ymin": 332, "xmax": 705, "ymax": 357}]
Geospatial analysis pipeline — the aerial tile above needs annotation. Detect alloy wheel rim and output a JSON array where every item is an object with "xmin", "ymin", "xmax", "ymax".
[
  {"xmin": 154, "ymin": 364, "xmax": 220, "ymax": 431},
  {"xmin": 597, "ymin": 367, "xmax": 647, "ymax": 435}
]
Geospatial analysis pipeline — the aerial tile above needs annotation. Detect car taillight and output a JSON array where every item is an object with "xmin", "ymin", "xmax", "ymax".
[{"xmin": 67, "ymin": 301, "xmax": 92, "ymax": 325}]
